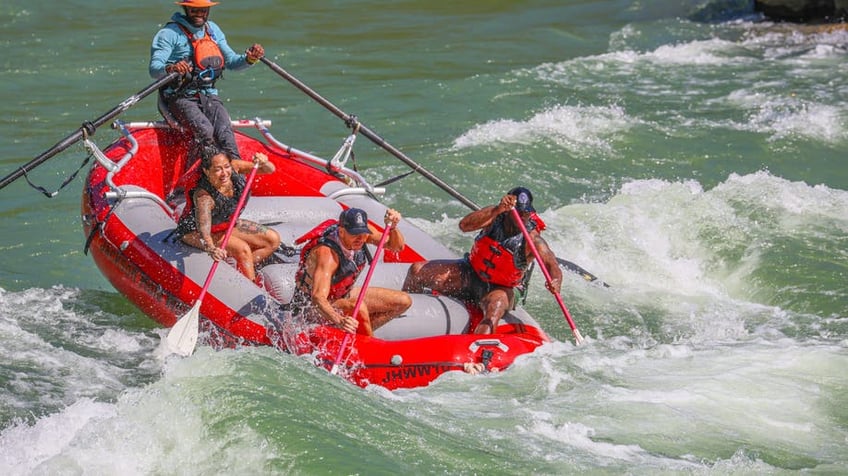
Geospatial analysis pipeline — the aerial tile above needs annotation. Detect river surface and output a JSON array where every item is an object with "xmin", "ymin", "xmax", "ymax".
[{"xmin": 1, "ymin": 1, "xmax": 846, "ymax": 474}]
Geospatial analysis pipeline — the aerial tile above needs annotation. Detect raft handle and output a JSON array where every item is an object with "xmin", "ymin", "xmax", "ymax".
[{"xmin": 468, "ymin": 339, "xmax": 509, "ymax": 353}]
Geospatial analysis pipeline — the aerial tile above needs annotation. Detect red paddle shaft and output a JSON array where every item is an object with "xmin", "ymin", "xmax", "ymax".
[
  {"xmin": 511, "ymin": 208, "xmax": 584, "ymax": 345},
  {"xmin": 330, "ymin": 222, "xmax": 394, "ymax": 374},
  {"xmin": 194, "ymin": 164, "xmax": 260, "ymax": 304}
]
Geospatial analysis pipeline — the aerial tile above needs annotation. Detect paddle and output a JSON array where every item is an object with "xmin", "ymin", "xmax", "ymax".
[
  {"xmin": 557, "ymin": 258, "xmax": 607, "ymax": 286},
  {"xmin": 0, "ymin": 72, "xmax": 179, "ymax": 191},
  {"xmin": 166, "ymin": 162, "xmax": 261, "ymax": 356},
  {"xmin": 260, "ymin": 58, "xmax": 604, "ymax": 285},
  {"xmin": 330, "ymin": 222, "xmax": 394, "ymax": 375},
  {"xmin": 512, "ymin": 208, "xmax": 585, "ymax": 345}
]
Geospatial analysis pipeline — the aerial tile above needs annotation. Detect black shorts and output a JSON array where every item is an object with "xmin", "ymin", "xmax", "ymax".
[{"xmin": 454, "ymin": 258, "xmax": 507, "ymax": 302}]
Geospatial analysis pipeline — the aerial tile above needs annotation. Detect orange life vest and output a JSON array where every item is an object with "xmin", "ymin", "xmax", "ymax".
[{"xmin": 176, "ymin": 23, "xmax": 224, "ymax": 84}]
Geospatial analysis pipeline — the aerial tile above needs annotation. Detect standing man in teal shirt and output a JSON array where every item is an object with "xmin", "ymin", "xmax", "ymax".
[{"xmin": 149, "ymin": 0, "xmax": 264, "ymax": 163}]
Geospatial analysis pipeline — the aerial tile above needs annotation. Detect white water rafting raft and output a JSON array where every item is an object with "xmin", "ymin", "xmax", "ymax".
[{"xmin": 81, "ymin": 119, "xmax": 552, "ymax": 389}]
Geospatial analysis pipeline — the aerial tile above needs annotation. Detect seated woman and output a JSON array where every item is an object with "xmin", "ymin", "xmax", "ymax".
[{"xmin": 175, "ymin": 148, "xmax": 280, "ymax": 283}]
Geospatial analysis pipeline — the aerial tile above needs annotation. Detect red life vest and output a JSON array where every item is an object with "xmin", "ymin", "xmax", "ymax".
[
  {"xmin": 176, "ymin": 23, "xmax": 224, "ymax": 84},
  {"xmin": 468, "ymin": 213, "xmax": 540, "ymax": 287},
  {"xmin": 294, "ymin": 221, "xmax": 370, "ymax": 300},
  {"xmin": 529, "ymin": 212, "xmax": 546, "ymax": 232},
  {"xmin": 469, "ymin": 236, "xmax": 525, "ymax": 287}
]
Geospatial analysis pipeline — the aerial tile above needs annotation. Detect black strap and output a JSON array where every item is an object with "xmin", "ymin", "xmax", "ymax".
[
  {"xmin": 375, "ymin": 170, "xmax": 415, "ymax": 188},
  {"xmin": 481, "ymin": 349, "xmax": 494, "ymax": 372},
  {"xmin": 364, "ymin": 245, "xmax": 373, "ymax": 265},
  {"xmin": 161, "ymin": 228, "xmax": 177, "ymax": 243},
  {"xmin": 82, "ymin": 221, "xmax": 100, "ymax": 256},
  {"xmin": 516, "ymin": 261, "xmax": 535, "ymax": 306},
  {"xmin": 83, "ymin": 203, "xmax": 117, "ymax": 255},
  {"xmin": 23, "ymin": 153, "xmax": 92, "ymax": 198}
]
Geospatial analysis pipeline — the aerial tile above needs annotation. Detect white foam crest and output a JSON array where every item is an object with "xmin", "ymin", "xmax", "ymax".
[
  {"xmin": 710, "ymin": 448, "xmax": 791, "ymax": 473},
  {"xmin": 452, "ymin": 104, "xmax": 632, "ymax": 156},
  {"xmin": 530, "ymin": 26, "xmax": 848, "ymax": 146},
  {"xmin": 546, "ymin": 171, "xmax": 847, "ymax": 300},
  {"xmin": 741, "ymin": 25, "xmax": 848, "ymax": 51},
  {"xmin": 646, "ymin": 37, "xmax": 752, "ymax": 66},
  {"xmin": 404, "ymin": 337, "xmax": 846, "ymax": 470},
  {"xmin": 753, "ymin": 99, "xmax": 844, "ymax": 143},
  {"xmin": 97, "ymin": 328, "xmax": 144, "ymax": 353},
  {"xmin": 716, "ymin": 171, "xmax": 848, "ymax": 229},
  {"xmin": 0, "ymin": 286, "xmax": 78, "ymax": 316},
  {"xmin": 0, "ymin": 350, "xmax": 277, "ymax": 475},
  {"xmin": 0, "ymin": 398, "xmax": 117, "ymax": 475},
  {"xmin": 561, "ymin": 340, "xmax": 845, "ymax": 466},
  {"xmin": 500, "ymin": 339, "xmax": 845, "ymax": 470},
  {"xmin": 542, "ymin": 36, "xmax": 753, "ymax": 76},
  {"xmin": 579, "ymin": 178, "xmax": 720, "ymax": 297},
  {"xmin": 0, "ymin": 287, "xmax": 153, "ymax": 412},
  {"xmin": 802, "ymin": 42, "xmax": 846, "ymax": 59},
  {"xmin": 715, "ymin": 88, "xmax": 847, "ymax": 143},
  {"xmin": 527, "ymin": 419, "xmax": 673, "ymax": 466},
  {"xmin": 530, "ymin": 171, "xmax": 848, "ymax": 347}
]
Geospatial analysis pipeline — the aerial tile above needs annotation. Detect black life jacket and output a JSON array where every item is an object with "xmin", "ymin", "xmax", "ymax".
[
  {"xmin": 175, "ymin": 171, "xmax": 247, "ymax": 236},
  {"xmin": 294, "ymin": 222, "xmax": 371, "ymax": 300}
]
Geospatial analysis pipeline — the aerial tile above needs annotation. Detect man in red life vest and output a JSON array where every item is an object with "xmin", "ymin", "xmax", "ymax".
[
  {"xmin": 291, "ymin": 208, "xmax": 412, "ymax": 336},
  {"xmin": 403, "ymin": 187, "xmax": 563, "ymax": 334},
  {"xmin": 149, "ymin": 0, "xmax": 264, "ymax": 164}
]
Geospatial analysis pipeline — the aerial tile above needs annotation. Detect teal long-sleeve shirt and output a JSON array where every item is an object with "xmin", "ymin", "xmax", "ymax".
[{"xmin": 149, "ymin": 12, "xmax": 253, "ymax": 96}]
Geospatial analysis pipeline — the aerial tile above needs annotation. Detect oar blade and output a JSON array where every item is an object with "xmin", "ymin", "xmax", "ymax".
[
  {"xmin": 557, "ymin": 258, "xmax": 608, "ymax": 287},
  {"xmin": 572, "ymin": 328, "xmax": 585, "ymax": 346},
  {"xmin": 166, "ymin": 301, "xmax": 201, "ymax": 356}
]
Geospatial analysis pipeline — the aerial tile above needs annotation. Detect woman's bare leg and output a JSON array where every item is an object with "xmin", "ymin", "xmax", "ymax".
[
  {"xmin": 231, "ymin": 220, "xmax": 281, "ymax": 265},
  {"xmin": 223, "ymin": 235, "xmax": 255, "ymax": 281}
]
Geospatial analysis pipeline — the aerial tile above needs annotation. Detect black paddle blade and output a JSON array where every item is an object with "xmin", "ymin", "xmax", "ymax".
[{"xmin": 558, "ymin": 258, "xmax": 609, "ymax": 287}]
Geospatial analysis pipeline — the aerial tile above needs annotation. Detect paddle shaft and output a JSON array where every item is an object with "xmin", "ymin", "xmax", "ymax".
[
  {"xmin": 331, "ymin": 223, "xmax": 393, "ymax": 374},
  {"xmin": 193, "ymin": 164, "xmax": 260, "ymax": 305},
  {"xmin": 0, "ymin": 72, "xmax": 179, "ymax": 191},
  {"xmin": 511, "ymin": 208, "xmax": 584, "ymax": 344},
  {"xmin": 260, "ymin": 58, "xmax": 478, "ymax": 210}
]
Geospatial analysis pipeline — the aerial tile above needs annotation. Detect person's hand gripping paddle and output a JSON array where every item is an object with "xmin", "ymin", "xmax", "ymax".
[
  {"xmin": 166, "ymin": 162, "xmax": 261, "ymax": 356},
  {"xmin": 330, "ymin": 221, "xmax": 394, "ymax": 375},
  {"xmin": 511, "ymin": 208, "xmax": 585, "ymax": 345}
]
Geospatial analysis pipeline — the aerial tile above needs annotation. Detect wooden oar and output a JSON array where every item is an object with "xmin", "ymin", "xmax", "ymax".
[
  {"xmin": 512, "ymin": 208, "xmax": 585, "ymax": 345},
  {"xmin": 0, "ymin": 72, "xmax": 179, "ymax": 191},
  {"xmin": 166, "ymin": 162, "xmax": 261, "ymax": 356},
  {"xmin": 330, "ymin": 223, "xmax": 393, "ymax": 375},
  {"xmin": 259, "ymin": 58, "xmax": 605, "ymax": 285}
]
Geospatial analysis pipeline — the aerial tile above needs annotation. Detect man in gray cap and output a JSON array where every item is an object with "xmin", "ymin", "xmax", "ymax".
[
  {"xmin": 403, "ymin": 187, "xmax": 562, "ymax": 334},
  {"xmin": 292, "ymin": 207, "xmax": 411, "ymax": 335}
]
